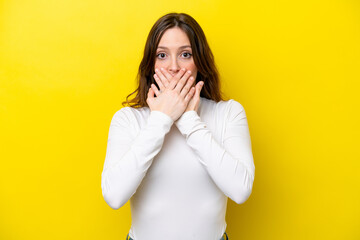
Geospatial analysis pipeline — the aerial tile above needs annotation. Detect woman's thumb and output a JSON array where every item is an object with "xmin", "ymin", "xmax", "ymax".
[
  {"xmin": 197, "ymin": 81, "xmax": 204, "ymax": 94},
  {"xmin": 147, "ymin": 87, "xmax": 154, "ymax": 104},
  {"xmin": 148, "ymin": 87, "xmax": 154, "ymax": 98}
]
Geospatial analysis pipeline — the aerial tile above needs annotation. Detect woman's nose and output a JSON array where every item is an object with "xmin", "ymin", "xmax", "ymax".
[{"xmin": 168, "ymin": 57, "xmax": 180, "ymax": 75}]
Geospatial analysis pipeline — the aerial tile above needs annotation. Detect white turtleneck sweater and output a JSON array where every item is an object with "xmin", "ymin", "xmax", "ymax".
[{"xmin": 101, "ymin": 97, "xmax": 255, "ymax": 240}]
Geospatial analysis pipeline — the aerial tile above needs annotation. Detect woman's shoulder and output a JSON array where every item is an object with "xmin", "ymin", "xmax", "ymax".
[
  {"xmin": 221, "ymin": 99, "xmax": 248, "ymax": 123},
  {"xmin": 203, "ymin": 98, "xmax": 247, "ymax": 126},
  {"xmin": 201, "ymin": 97, "xmax": 245, "ymax": 113},
  {"xmin": 225, "ymin": 99, "xmax": 246, "ymax": 112},
  {"xmin": 111, "ymin": 106, "xmax": 150, "ymax": 125}
]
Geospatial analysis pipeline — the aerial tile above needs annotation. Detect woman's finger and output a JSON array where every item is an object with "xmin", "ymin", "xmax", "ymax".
[
  {"xmin": 151, "ymin": 83, "xmax": 161, "ymax": 97},
  {"xmin": 197, "ymin": 81, "xmax": 204, "ymax": 93},
  {"xmin": 155, "ymin": 68, "xmax": 170, "ymax": 87},
  {"xmin": 169, "ymin": 68, "xmax": 186, "ymax": 89},
  {"xmin": 154, "ymin": 74, "xmax": 166, "ymax": 90},
  {"xmin": 148, "ymin": 87, "xmax": 154, "ymax": 98},
  {"xmin": 174, "ymin": 70, "xmax": 192, "ymax": 93},
  {"xmin": 146, "ymin": 87, "xmax": 154, "ymax": 106},
  {"xmin": 195, "ymin": 81, "xmax": 204, "ymax": 99},
  {"xmin": 180, "ymin": 76, "xmax": 195, "ymax": 98},
  {"xmin": 184, "ymin": 87, "xmax": 196, "ymax": 103},
  {"xmin": 159, "ymin": 68, "xmax": 172, "ymax": 83}
]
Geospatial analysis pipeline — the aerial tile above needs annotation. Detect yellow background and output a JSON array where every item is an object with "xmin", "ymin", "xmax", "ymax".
[{"xmin": 1, "ymin": 0, "xmax": 359, "ymax": 239}]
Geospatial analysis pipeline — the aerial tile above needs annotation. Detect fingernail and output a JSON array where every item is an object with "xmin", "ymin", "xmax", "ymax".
[
  {"xmin": 181, "ymin": 68, "xmax": 186, "ymax": 71},
  {"xmin": 155, "ymin": 68, "xmax": 158, "ymax": 72},
  {"xmin": 187, "ymin": 70, "xmax": 191, "ymax": 74},
  {"xmin": 161, "ymin": 67, "xmax": 164, "ymax": 71}
]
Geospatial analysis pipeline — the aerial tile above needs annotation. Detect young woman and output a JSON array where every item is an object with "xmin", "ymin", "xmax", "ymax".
[{"xmin": 101, "ymin": 12, "xmax": 255, "ymax": 240}]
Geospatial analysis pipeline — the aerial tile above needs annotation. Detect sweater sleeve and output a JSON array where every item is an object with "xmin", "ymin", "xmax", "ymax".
[
  {"xmin": 174, "ymin": 100, "xmax": 255, "ymax": 204},
  {"xmin": 101, "ymin": 108, "xmax": 174, "ymax": 210}
]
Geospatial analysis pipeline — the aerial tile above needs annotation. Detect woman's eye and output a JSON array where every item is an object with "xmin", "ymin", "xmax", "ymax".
[
  {"xmin": 182, "ymin": 52, "xmax": 192, "ymax": 58},
  {"xmin": 157, "ymin": 53, "xmax": 166, "ymax": 59}
]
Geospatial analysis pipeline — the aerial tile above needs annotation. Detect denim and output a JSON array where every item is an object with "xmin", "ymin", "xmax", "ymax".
[{"xmin": 126, "ymin": 231, "xmax": 229, "ymax": 240}]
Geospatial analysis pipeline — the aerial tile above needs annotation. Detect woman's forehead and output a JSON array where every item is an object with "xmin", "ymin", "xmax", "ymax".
[{"xmin": 158, "ymin": 27, "xmax": 191, "ymax": 47}]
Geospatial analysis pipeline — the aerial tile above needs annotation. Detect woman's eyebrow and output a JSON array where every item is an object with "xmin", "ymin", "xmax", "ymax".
[{"xmin": 157, "ymin": 45, "xmax": 191, "ymax": 49}]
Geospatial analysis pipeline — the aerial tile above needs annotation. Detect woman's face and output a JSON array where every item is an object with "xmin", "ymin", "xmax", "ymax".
[{"xmin": 154, "ymin": 27, "xmax": 198, "ymax": 86}]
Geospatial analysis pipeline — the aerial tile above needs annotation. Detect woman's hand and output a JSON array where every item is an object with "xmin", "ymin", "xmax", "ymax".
[
  {"xmin": 183, "ymin": 79, "xmax": 204, "ymax": 113},
  {"xmin": 146, "ymin": 68, "xmax": 196, "ymax": 122},
  {"xmin": 152, "ymin": 68, "xmax": 204, "ymax": 113}
]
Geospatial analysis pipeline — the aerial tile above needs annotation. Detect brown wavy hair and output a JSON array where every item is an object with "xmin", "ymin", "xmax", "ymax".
[{"xmin": 122, "ymin": 12, "xmax": 224, "ymax": 108}]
